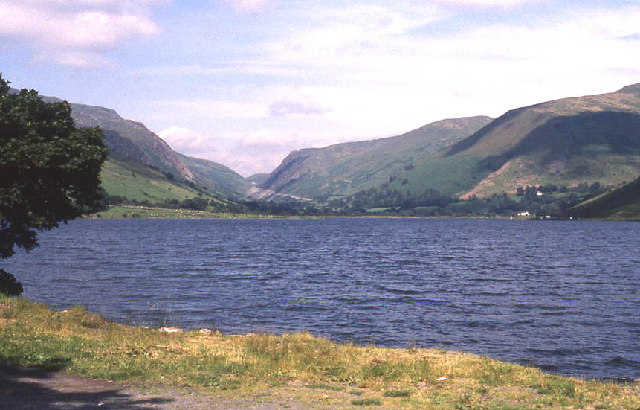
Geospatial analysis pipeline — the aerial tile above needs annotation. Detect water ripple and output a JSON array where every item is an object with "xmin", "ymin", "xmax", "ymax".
[{"xmin": 4, "ymin": 217, "xmax": 640, "ymax": 380}]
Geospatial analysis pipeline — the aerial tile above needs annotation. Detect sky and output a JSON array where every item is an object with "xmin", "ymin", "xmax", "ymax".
[{"xmin": 2, "ymin": 0, "xmax": 640, "ymax": 176}]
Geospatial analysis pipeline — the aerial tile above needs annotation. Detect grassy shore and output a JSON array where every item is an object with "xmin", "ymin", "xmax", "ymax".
[
  {"xmin": 1, "ymin": 296, "xmax": 638, "ymax": 409},
  {"xmin": 91, "ymin": 205, "xmax": 265, "ymax": 219},
  {"xmin": 92, "ymin": 205, "xmax": 640, "ymax": 221}
]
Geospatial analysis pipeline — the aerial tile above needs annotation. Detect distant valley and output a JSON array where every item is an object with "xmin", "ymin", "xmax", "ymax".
[
  {"xmin": 261, "ymin": 116, "xmax": 493, "ymax": 200},
  {"xmin": 24, "ymin": 84, "xmax": 640, "ymax": 219},
  {"xmin": 258, "ymin": 84, "xmax": 640, "ymax": 219},
  {"xmin": 262, "ymin": 85, "xmax": 640, "ymax": 201},
  {"xmin": 68, "ymin": 102, "xmax": 250, "ymax": 206}
]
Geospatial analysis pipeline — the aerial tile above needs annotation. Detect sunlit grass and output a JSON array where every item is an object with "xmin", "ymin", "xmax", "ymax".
[
  {"xmin": 92, "ymin": 205, "xmax": 263, "ymax": 219},
  {"xmin": 1, "ymin": 296, "xmax": 638, "ymax": 409}
]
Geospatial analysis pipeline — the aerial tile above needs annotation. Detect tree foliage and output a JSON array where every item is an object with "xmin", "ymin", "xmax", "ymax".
[
  {"xmin": 0, "ymin": 269, "xmax": 23, "ymax": 296},
  {"xmin": 0, "ymin": 75, "xmax": 107, "ymax": 270}
]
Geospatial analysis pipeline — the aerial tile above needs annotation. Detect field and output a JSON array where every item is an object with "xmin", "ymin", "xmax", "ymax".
[
  {"xmin": 93, "ymin": 205, "xmax": 255, "ymax": 219},
  {"xmin": 100, "ymin": 159, "xmax": 201, "ymax": 203}
]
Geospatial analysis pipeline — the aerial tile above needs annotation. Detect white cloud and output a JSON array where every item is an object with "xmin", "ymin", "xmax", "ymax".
[
  {"xmin": 138, "ymin": 62, "xmax": 302, "ymax": 79},
  {"xmin": 201, "ymin": 3, "xmax": 640, "ymax": 175},
  {"xmin": 151, "ymin": 99, "xmax": 268, "ymax": 120},
  {"xmin": 239, "ymin": 129, "xmax": 300, "ymax": 148},
  {"xmin": 128, "ymin": 2, "xmax": 640, "ymax": 177},
  {"xmin": 225, "ymin": 0, "xmax": 270, "ymax": 14},
  {"xmin": 269, "ymin": 98, "xmax": 328, "ymax": 117},
  {"xmin": 158, "ymin": 126, "xmax": 208, "ymax": 154},
  {"xmin": 431, "ymin": 0, "xmax": 537, "ymax": 6},
  {"xmin": 0, "ymin": 0, "xmax": 159, "ymax": 67},
  {"xmin": 260, "ymin": 4, "xmax": 640, "ymax": 118},
  {"xmin": 215, "ymin": 150, "xmax": 289, "ymax": 177},
  {"xmin": 156, "ymin": 126, "xmax": 305, "ymax": 177},
  {"xmin": 265, "ymin": 4, "xmax": 442, "ymax": 61}
]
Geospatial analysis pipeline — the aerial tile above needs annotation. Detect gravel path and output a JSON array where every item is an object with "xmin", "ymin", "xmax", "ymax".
[{"xmin": 0, "ymin": 366, "xmax": 318, "ymax": 409}]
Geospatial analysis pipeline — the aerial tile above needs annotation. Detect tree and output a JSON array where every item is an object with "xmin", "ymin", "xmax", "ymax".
[{"xmin": 0, "ymin": 75, "xmax": 107, "ymax": 294}]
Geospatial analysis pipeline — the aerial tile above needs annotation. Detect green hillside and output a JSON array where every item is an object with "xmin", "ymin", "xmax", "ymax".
[
  {"xmin": 70, "ymin": 103, "xmax": 250, "ymax": 200},
  {"xmin": 422, "ymin": 85, "xmax": 640, "ymax": 198},
  {"xmin": 569, "ymin": 176, "xmax": 640, "ymax": 220},
  {"xmin": 178, "ymin": 154, "xmax": 250, "ymax": 200},
  {"xmin": 262, "ymin": 84, "xmax": 640, "ymax": 206},
  {"xmin": 394, "ymin": 111, "xmax": 640, "ymax": 198},
  {"xmin": 101, "ymin": 159, "xmax": 203, "ymax": 203},
  {"xmin": 15, "ymin": 87, "xmax": 251, "ymax": 209},
  {"xmin": 247, "ymin": 173, "xmax": 271, "ymax": 185},
  {"xmin": 100, "ymin": 159, "xmax": 237, "ymax": 210},
  {"xmin": 260, "ymin": 116, "xmax": 493, "ymax": 199}
]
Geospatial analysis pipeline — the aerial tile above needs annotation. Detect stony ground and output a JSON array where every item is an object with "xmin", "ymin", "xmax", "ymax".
[{"xmin": 0, "ymin": 366, "xmax": 370, "ymax": 409}]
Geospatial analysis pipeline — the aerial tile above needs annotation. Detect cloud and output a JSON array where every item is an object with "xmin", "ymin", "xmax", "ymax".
[
  {"xmin": 213, "ymin": 150, "xmax": 289, "ymax": 177},
  {"xmin": 0, "ymin": 0, "xmax": 159, "ymax": 67},
  {"xmin": 431, "ymin": 0, "xmax": 536, "ymax": 6},
  {"xmin": 238, "ymin": 129, "xmax": 301, "ymax": 148},
  {"xmin": 618, "ymin": 33, "xmax": 640, "ymax": 41},
  {"xmin": 269, "ymin": 98, "xmax": 328, "ymax": 117},
  {"xmin": 225, "ymin": 0, "xmax": 270, "ymax": 14},
  {"xmin": 261, "ymin": 4, "xmax": 640, "ymax": 108},
  {"xmin": 150, "ymin": 99, "xmax": 268, "ymax": 120},
  {"xmin": 128, "ymin": 2, "xmax": 640, "ymax": 177},
  {"xmin": 138, "ymin": 62, "xmax": 301, "ymax": 78},
  {"xmin": 157, "ymin": 126, "xmax": 208, "ymax": 155},
  {"xmin": 156, "ymin": 126, "xmax": 304, "ymax": 177}
]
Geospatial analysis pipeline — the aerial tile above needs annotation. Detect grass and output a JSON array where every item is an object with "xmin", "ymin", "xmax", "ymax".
[
  {"xmin": 1, "ymin": 296, "xmax": 639, "ymax": 409},
  {"xmin": 92, "ymin": 205, "xmax": 258, "ymax": 219},
  {"xmin": 306, "ymin": 383, "xmax": 346, "ymax": 391},
  {"xmin": 91, "ymin": 205, "xmax": 316, "ymax": 220},
  {"xmin": 352, "ymin": 397, "xmax": 382, "ymax": 406},
  {"xmin": 100, "ymin": 159, "xmax": 238, "ymax": 209},
  {"xmin": 383, "ymin": 390, "xmax": 411, "ymax": 397},
  {"xmin": 101, "ymin": 159, "xmax": 201, "ymax": 203}
]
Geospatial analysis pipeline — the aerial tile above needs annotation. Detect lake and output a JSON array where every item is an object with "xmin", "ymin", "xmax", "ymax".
[{"xmin": 3, "ymin": 218, "xmax": 639, "ymax": 380}]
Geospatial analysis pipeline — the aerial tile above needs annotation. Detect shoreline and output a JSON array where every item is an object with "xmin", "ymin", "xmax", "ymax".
[
  {"xmin": 86, "ymin": 205, "xmax": 640, "ymax": 222},
  {"xmin": 1, "ymin": 296, "xmax": 639, "ymax": 409}
]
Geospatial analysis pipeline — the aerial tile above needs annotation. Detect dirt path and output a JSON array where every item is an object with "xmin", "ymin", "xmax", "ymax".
[{"xmin": 0, "ymin": 366, "xmax": 318, "ymax": 409}]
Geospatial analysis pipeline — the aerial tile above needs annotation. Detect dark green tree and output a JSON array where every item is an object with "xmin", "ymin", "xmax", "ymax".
[{"xmin": 0, "ymin": 75, "xmax": 107, "ymax": 294}]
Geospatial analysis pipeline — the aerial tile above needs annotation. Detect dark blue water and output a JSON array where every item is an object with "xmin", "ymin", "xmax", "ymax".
[{"xmin": 3, "ymin": 218, "xmax": 639, "ymax": 380}]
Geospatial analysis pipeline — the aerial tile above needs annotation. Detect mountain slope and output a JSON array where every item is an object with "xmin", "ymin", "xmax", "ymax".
[
  {"xmin": 177, "ymin": 154, "xmax": 251, "ymax": 199},
  {"xmin": 11, "ymin": 87, "xmax": 238, "ymax": 207},
  {"xmin": 69, "ymin": 103, "xmax": 251, "ymax": 200},
  {"xmin": 425, "ymin": 84, "xmax": 640, "ymax": 198},
  {"xmin": 71, "ymin": 104, "xmax": 194, "ymax": 181},
  {"xmin": 100, "ymin": 158, "xmax": 223, "ymax": 205},
  {"xmin": 569, "ymin": 176, "xmax": 640, "ymax": 220},
  {"xmin": 263, "ymin": 84, "xmax": 640, "ymax": 202},
  {"xmin": 260, "ymin": 116, "xmax": 493, "ymax": 199}
]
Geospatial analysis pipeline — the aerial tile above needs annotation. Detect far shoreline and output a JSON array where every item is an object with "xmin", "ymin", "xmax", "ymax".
[{"xmin": 86, "ymin": 205, "xmax": 640, "ymax": 222}]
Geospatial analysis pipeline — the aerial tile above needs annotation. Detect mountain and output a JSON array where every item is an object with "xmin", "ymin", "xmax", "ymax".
[
  {"xmin": 69, "ymin": 103, "xmax": 251, "ymax": 200},
  {"xmin": 16, "ymin": 88, "xmax": 251, "ymax": 203},
  {"xmin": 260, "ymin": 116, "xmax": 493, "ymax": 200},
  {"xmin": 99, "ymin": 157, "xmax": 235, "ymax": 210},
  {"xmin": 569, "ymin": 176, "xmax": 640, "ymax": 220},
  {"xmin": 262, "ymin": 85, "xmax": 640, "ymax": 202},
  {"xmin": 247, "ymin": 173, "xmax": 271, "ymax": 185},
  {"xmin": 431, "ymin": 84, "xmax": 640, "ymax": 198}
]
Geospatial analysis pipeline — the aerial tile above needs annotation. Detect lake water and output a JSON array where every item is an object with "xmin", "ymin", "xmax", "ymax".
[{"xmin": 3, "ymin": 218, "xmax": 639, "ymax": 380}]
